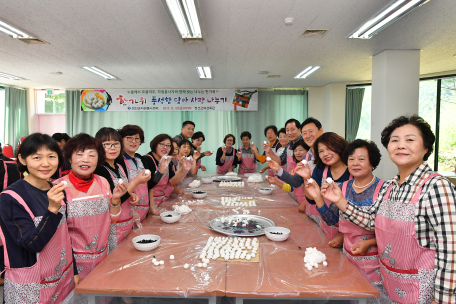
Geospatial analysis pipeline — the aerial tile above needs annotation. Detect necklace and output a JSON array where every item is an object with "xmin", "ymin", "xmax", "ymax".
[{"xmin": 353, "ymin": 174, "xmax": 376, "ymax": 189}]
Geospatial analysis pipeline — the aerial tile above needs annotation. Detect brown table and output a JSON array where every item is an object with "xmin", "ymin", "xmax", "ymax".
[{"xmin": 75, "ymin": 173, "xmax": 379, "ymax": 304}]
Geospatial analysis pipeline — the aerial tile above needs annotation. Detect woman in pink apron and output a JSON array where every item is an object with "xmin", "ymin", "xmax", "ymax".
[
  {"xmin": 191, "ymin": 131, "xmax": 211, "ymax": 172},
  {"xmin": 119, "ymin": 125, "xmax": 153, "ymax": 222},
  {"xmin": 216, "ymin": 134, "xmax": 239, "ymax": 174},
  {"xmin": 258, "ymin": 127, "xmax": 287, "ymax": 177},
  {"xmin": 142, "ymin": 134, "xmax": 193, "ymax": 214},
  {"xmin": 237, "ymin": 131, "xmax": 257, "ymax": 175},
  {"xmin": 0, "ymin": 133, "xmax": 78, "ymax": 303},
  {"xmin": 57, "ymin": 133, "xmax": 126, "ymax": 282},
  {"xmin": 177, "ymin": 140, "xmax": 201, "ymax": 177},
  {"xmin": 94, "ymin": 128, "xmax": 147, "ymax": 253},
  {"xmin": 266, "ymin": 140, "xmax": 309, "ymax": 205},
  {"xmin": 323, "ymin": 115, "xmax": 456, "ymax": 304}
]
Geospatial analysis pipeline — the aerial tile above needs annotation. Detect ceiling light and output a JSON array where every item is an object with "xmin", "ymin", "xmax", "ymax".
[
  {"xmin": 295, "ymin": 66, "xmax": 321, "ymax": 79},
  {"xmin": 348, "ymin": 0, "xmax": 430, "ymax": 39},
  {"xmin": 196, "ymin": 66, "xmax": 212, "ymax": 79},
  {"xmin": 0, "ymin": 72, "xmax": 25, "ymax": 80},
  {"xmin": 82, "ymin": 66, "xmax": 118, "ymax": 80},
  {"xmin": 0, "ymin": 19, "xmax": 32, "ymax": 39},
  {"xmin": 164, "ymin": 0, "xmax": 203, "ymax": 40}
]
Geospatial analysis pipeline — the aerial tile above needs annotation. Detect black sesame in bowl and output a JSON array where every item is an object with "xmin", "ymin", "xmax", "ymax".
[
  {"xmin": 260, "ymin": 188, "xmax": 272, "ymax": 190},
  {"xmin": 270, "ymin": 232, "xmax": 283, "ymax": 235},
  {"xmin": 164, "ymin": 214, "xmax": 173, "ymax": 217},
  {"xmin": 136, "ymin": 239, "xmax": 157, "ymax": 244},
  {"xmin": 193, "ymin": 191, "xmax": 206, "ymax": 194}
]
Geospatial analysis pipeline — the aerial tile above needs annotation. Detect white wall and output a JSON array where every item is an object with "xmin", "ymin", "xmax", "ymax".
[
  {"xmin": 27, "ymin": 88, "xmax": 38, "ymax": 134},
  {"xmin": 308, "ymin": 84, "xmax": 346, "ymax": 135},
  {"xmin": 37, "ymin": 114, "xmax": 66, "ymax": 136},
  {"xmin": 371, "ymin": 50, "xmax": 420, "ymax": 180}
]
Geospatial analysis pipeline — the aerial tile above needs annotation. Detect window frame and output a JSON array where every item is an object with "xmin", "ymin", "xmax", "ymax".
[{"xmin": 34, "ymin": 89, "xmax": 66, "ymax": 114}]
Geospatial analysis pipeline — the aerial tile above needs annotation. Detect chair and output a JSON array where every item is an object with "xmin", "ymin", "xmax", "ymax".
[{"xmin": 2, "ymin": 144, "xmax": 14, "ymax": 158}]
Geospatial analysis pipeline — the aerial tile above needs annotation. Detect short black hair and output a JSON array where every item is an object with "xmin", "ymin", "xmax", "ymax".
[
  {"xmin": 278, "ymin": 128, "xmax": 286, "ymax": 136},
  {"xmin": 192, "ymin": 131, "xmax": 205, "ymax": 142},
  {"xmin": 343, "ymin": 139, "xmax": 382, "ymax": 170},
  {"xmin": 301, "ymin": 117, "xmax": 322, "ymax": 130},
  {"xmin": 17, "ymin": 133, "xmax": 64, "ymax": 173},
  {"xmin": 64, "ymin": 133, "xmax": 105, "ymax": 166},
  {"xmin": 118, "ymin": 125, "xmax": 145, "ymax": 144},
  {"xmin": 264, "ymin": 125, "xmax": 278, "ymax": 137},
  {"xmin": 285, "ymin": 119, "xmax": 300, "ymax": 129},
  {"xmin": 52, "ymin": 133, "xmax": 65, "ymax": 142},
  {"xmin": 223, "ymin": 134, "xmax": 236, "ymax": 145},
  {"xmin": 240, "ymin": 131, "xmax": 252, "ymax": 140},
  {"xmin": 182, "ymin": 121, "xmax": 195, "ymax": 128},
  {"xmin": 150, "ymin": 134, "xmax": 174, "ymax": 156},
  {"xmin": 292, "ymin": 139, "xmax": 310, "ymax": 163},
  {"xmin": 61, "ymin": 133, "xmax": 70, "ymax": 142},
  {"xmin": 178, "ymin": 140, "xmax": 192, "ymax": 148},
  {"xmin": 95, "ymin": 127, "xmax": 124, "ymax": 160},
  {"xmin": 381, "ymin": 115, "xmax": 435, "ymax": 161}
]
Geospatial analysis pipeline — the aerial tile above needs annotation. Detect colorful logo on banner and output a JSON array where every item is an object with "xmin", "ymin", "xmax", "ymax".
[
  {"xmin": 81, "ymin": 90, "xmax": 112, "ymax": 111},
  {"xmin": 80, "ymin": 89, "xmax": 258, "ymax": 112}
]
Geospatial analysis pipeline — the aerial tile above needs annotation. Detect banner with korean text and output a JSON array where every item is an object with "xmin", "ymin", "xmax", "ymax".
[{"xmin": 80, "ymin": 88, "xmax": 258, "ymax": 112}]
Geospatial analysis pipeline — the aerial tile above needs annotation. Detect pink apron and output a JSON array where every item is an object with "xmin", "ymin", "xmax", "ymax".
[
  {"xmin": 105, "ymin": 164, "xmax": 134, "ymax": 253},
  {"xmin": 267, "ymin": 140, "xmax": 280, "ymax": 177},
  {"xmin": 375, "ymin": 174, "xmax": 438, "ymax": 304},
  {"xmin": 58, "ymin": 174, "xmax": 111, "ymax": 281},
  {"xmin": 340, "ymin": 180, "xmax": 384, "ymax": 285},
  {"xmin": 304, "ymin": 158, "xmax": 321, "ymax": 226},
  {"xmin": 0, "ymin": 190, "xmax": 75, "ymax": 303},
  {"xmin": 285, "ymin": 144, "xmax": 297, "ymax": 174},
  {"xmin": 216, "ymin": 148, "xmax": 237, "ymax": 174},
  {"xmin": 306, "ymin": 166, "xmax": 352, "ymax": 240},
  {"xmin": 290, "ymin": 166, "xmax": 306, "ymax": 205},
  {"xmin": 238, "ymin": 147, "xmax": 257, "ymax": 175},
  {"xmin": 146, "ymin": 154, "xmax": 174, "ymax": 206},
  {"xmin": 124, "ymin": 157, "xmax": 150, "ymax": 221},
  {"xmin": 0, "ymin": 159, "xmax": 17, "ymax": 247}
]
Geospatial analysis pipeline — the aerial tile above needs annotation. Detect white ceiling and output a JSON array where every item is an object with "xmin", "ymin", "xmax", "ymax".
[{"xmin": 1, "ymin": 0, "xmax": 456, "ymax": 89}]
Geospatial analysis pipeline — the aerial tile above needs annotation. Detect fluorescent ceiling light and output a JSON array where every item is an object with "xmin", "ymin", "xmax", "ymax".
[
  {"xmin": 0, "ymin": 20, "xmax": 32, "ymax": 39},
  {"xmin": 295, "ymin": 66, "xmax": 321, "ymax": 79},
  {"xmin": 0, "ymin": 72, "xmax": 25, "ymax": 80},
  {"xmin": 196, "ymin": 66, "xmax": 212, "ymax": 79},
  {"xmin": 349, "ymin": 0, "xmax": 430, "ymax": 39},
  {"xmin": 82, "ymin": 66, "xmax": 118, "ymax": 80},
  {"xmin": 164, "ymin": 0, "xmax": 202, "ymax": 39}
]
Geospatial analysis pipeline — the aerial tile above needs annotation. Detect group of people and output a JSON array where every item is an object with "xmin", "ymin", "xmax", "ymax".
[{"xmin": 0, "ymin": 114, "xmax": 453, "ymax": 304}]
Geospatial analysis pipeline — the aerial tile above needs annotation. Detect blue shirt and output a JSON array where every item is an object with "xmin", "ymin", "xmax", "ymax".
[
  {"xmin": 0, "ymin": 179, "xmax": 77, "ymax": 274},
  {"xmin": 317, "ymin": 178, "xmax": 382, "ymax": 226}
]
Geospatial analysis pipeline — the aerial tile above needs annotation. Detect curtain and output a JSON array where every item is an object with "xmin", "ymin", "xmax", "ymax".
[
  {"xmin": 4, "ymin": 86, "xmax": 28, "ymax": 152},
  {"xmin": 65, "ymin": 89, "xmax": 308, "ymax": 173},
  {"xmin": 345, "ymin": 88, "xmax": 365, "ymax": 142}
]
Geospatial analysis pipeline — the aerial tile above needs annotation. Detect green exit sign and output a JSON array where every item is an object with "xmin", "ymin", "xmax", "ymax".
[{"xmin": 46, "ymin": 89, "xmax": 54, "ymax": 95}]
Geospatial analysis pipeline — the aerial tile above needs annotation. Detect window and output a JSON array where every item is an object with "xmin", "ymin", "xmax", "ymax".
[
  {"xmin": 35, "ymin": 90, "xmax": 65, "ymax": 114},
  {"xmin": 0, "ymin": 88, "xmax": 4, "ymax": 145},
  {"xmin": 355, "ymin": 85, "xmax": 372, "ymax": 140},
  {"xmin": 419, "ymin": 76, "xmax": 456, "ymax": 171}
]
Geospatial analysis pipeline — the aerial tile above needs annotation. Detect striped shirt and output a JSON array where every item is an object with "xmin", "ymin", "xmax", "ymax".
[{"xmin": 343, "ymin": 163, "xmax": 456, "ymax": 304}]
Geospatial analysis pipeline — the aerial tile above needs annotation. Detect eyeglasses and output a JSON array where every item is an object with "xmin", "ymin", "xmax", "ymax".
[
  {"xmin": 158, "ymin": 142, "xmax": 172, "ymax": 149},
  {"xmin": 125, "ymin": 136, "xmax": 141, "ymax": 143},
  {"xmin": 103, "ymin": 142, "xmax": 121, "ymax": 149}
]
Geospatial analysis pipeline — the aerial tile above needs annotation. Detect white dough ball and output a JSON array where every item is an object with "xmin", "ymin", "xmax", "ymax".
[
  {"xmin": 202, "ymin": 263, "xmax": 207, "ymax": 268},
  {"xmin": 170, "ymin": 255, "xmax": 175, "ymax": 260},
  {"xmin": 159, "ymin": 260, "xmax": 164, "ymax": 265},
  {"xmin": 323, "ymin": 261, "xmax": 328, "ymax": 266},
  {"xmin": 184, "ymin": 263, "xmax": 190, "ymax": 269},
  {"xmin": 118, "ymin": 179, "xmax": 123, "ymax": 184},
  {"xmin": 197, "ymin": 263, "xmax": 203, "ymax": 268}
]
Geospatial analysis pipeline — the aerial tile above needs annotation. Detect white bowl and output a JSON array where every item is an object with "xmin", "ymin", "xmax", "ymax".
[
  {"xmin": 192, "ymin": 190, "xmax": 207, "ymax": 199},
  {"xmin": 160, "ymin": 211, "xmax": 182, "ymax": 223},
  {"xmin": 258, "ymin": 187, "xmax": 273, "ymax": 195},
  {"xmin": 265, "ymin": 227, "xmax": 290, "ymax": 242},
  {"xmin": 201, "ymin": 177, "xmax": 213, "ymax": 184},
  {"xmin": 132, "ymin": 234, "xmax": 161, "ymax": 251}
]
